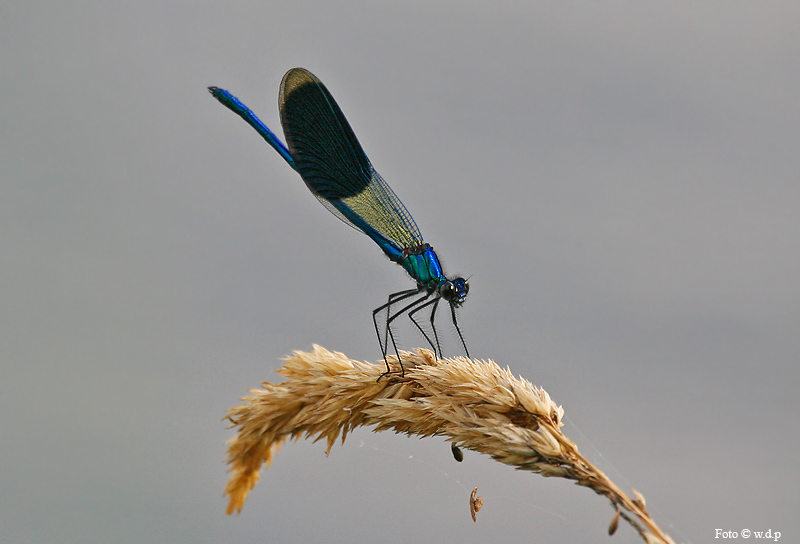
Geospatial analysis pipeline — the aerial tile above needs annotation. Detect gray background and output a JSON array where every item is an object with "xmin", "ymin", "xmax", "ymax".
[{"xmin": 3, "ymin": 2, "xmax": 798, "ymax": 543}]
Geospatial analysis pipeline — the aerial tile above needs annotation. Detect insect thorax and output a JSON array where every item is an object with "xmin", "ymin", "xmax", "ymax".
[{"xmin": 400, "ymin": 244, "xmax": 447, "ymax": 289}]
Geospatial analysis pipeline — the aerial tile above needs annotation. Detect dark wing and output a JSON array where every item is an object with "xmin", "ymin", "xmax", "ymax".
[{"xmin": 279, "ymin": 68, "xmax": 423, "ymax": 253}]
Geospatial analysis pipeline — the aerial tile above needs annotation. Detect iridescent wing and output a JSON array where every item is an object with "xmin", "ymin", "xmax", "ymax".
[{"xmin": 279, "ymin": 68, "xmax": 424, "ymax": 257}]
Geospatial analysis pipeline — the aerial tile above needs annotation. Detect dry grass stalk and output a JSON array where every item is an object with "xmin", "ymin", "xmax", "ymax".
[{"xmin": 224, "ymin": 345, "xmax": 674, "ymax": 543}]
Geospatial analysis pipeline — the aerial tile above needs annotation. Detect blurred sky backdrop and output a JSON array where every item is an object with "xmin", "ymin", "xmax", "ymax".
[{"xmin": 3, "ymin": 2, "xmax": 799, "ymax": 543}]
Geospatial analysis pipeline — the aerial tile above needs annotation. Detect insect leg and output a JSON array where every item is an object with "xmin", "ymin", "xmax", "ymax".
[
  {"xmin": 382, "ymin": 291, "xmax": 433, "ymax": 376},
  {"xmin": 408, "ymin": 296, "xmax": 441, "ymax": 357},
  {"xmin": 450, "ymin": 301, "xmax": 470, "ymax": 359},
  {"xmin": 373, "ymin": 288, "xmax": 421, "ymax": 373}
]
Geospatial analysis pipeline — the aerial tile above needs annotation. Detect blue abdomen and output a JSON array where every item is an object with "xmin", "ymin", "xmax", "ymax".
[{"xmin": 400, "ymin": 244, "xmax": 447, "ymax": 290}]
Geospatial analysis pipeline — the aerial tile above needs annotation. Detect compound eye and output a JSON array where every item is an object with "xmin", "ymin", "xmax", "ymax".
[{"xmin": 453, "ymin": 278, "xmax": 468, "ymax": 298}]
